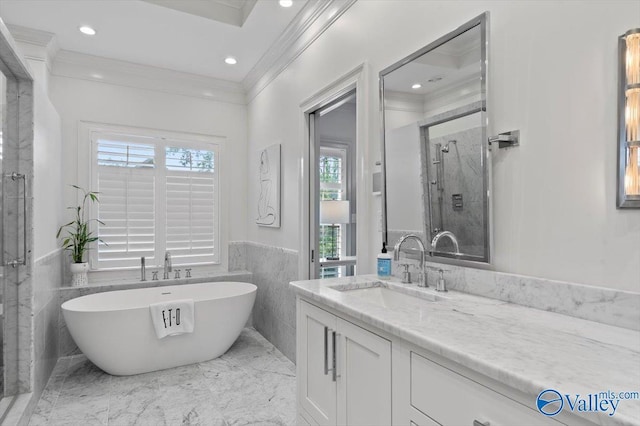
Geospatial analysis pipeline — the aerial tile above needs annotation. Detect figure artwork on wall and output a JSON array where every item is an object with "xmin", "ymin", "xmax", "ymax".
[{"xmin": 256, "ymin": 144, "xmax": 281, "ymax": 227}]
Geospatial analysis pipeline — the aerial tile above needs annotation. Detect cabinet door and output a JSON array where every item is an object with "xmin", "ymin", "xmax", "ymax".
[
  {"xmin": 336, "ymin": 318, "xmax": 392, "ymax": 426},
  {"xmin": 298, "ymin": 301, "xmax": 337, "ymax": 425}
]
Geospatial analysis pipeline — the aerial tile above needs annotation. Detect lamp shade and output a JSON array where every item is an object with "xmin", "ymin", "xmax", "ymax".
[{"xmin": 320, "ymin": 200, "xmax": 350, "ymax": 225}]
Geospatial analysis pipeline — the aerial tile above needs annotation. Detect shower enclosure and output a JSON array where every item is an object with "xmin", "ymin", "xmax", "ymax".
[
  {"xmin": 0, "ymin": 66, "xmax": 4, "ymax": 396},
  {"xmin": 0, "ymin": 21, "xmax": 35, "ymax": 411}
]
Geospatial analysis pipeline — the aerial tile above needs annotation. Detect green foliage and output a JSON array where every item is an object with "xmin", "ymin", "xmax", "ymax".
[
  {"xmin": 56, "ymin": 185, "xmax": 105, "ymax": 263},
  {"xmin": 319, "ymin": 156, "xmax": 341, "ymax": 184},
  {"xmin": 167, "ymin": 147, "xmax": 214, "ymax": 171}
]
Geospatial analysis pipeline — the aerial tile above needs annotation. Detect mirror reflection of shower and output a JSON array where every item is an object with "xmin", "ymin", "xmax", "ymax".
[{"xmin": 431, "ymin": 140, "xmax": 456, "ymax": 234}]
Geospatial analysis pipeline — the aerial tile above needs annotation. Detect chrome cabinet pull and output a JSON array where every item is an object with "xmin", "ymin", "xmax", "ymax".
[
  {"xmin": 323, "ymin": 326, "xmax": 329, "ymax": 375},
  {"xmin": 473, "ymin": 420, "xmax": 490, "ymax": 426},
  {"xmin": 5, "ymin": 172, "xmax": 27, "ymax": 268},
  {"xmin": 331, "ymin": 330, "xmax": 337, "ymax": 382}
]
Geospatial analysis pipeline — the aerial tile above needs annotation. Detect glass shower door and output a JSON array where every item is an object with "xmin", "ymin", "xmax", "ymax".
[{"xmin": 0, "ymin": 64, "xmax": 4, "ymax": 397}]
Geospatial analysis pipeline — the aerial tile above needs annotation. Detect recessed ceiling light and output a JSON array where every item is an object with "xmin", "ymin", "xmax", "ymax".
[
  {"xmin": 411, "ymin": 83, "xmax": 422, "ymax": 89},
  {"xmin": 279, "ymin": 0, "xmax": 293, "ymax": 7},
  {"xmin": 79, "ymin": 26, "xmax": 96, "ymax": 36},
  {"xmin": 224, "ymin": 56, "xmax": 237, "ymax": 65},
  {"xmin": 203, "ymin": 91, "xmax": 214, "ymax": 97},
  {"xmin": 90, "ymin": 73, "xmax": 103, "ymax": 79}
]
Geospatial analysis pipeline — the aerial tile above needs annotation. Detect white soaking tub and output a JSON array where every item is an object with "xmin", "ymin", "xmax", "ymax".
[{"xmin": 61, "ymin": 281, "xmax": 256, "ymax": 375}]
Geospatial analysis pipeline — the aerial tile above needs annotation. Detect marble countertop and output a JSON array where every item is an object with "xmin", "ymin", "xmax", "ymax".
[{"xmin": 290, "ymin": 275, "xmax": 640, "ymax": 426}]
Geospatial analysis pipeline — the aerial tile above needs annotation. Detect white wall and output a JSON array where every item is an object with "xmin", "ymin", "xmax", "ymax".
[
  {"xmin": 33, "ymin": 80, "xmax": 63, "ymax": 259},
  {"xmin": 49, "ymin": 76, "xmax": 248, "ymax": 267},
  {"xmin": 385, "ymin": 122, "xmax": 422, "ymax": 232},
  {"xmin": 247, "ymin": 0, "xmax": 640, "ymax": 291},
  {"xmin": 20, "ymin": 52, "xmax": 65, "ymax": 261}
]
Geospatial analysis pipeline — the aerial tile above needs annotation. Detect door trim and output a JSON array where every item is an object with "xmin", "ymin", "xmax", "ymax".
[{"xmin": 298, "ymin": 63, "xmax": 369, "ymax": 280}]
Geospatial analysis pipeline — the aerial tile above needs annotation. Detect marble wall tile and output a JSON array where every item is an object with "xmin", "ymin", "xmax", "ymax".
[
  {"xmin": 1, "ymin": 76, "xmax": 36, "ymax": 397},
  {"xmin": 228, "ymin": 241, "xmax": 247, "ymax": 272},
  {"xmin": 231, "ymin": 242, "xmax": 299, "ymax": 362},
  {"xmin": 429, "ymin": 126, "xmax": 486, "ymax": 257},
  {"xmin": 33, "ymin": 249, "xmax": 63, "ymax": 315},
  {"xmin": 424, "ymin": 261, "xmax": 640, "ymax": 331},
  {"xmin": 31, "ymin": 249, "xmax": 64, "ymax": 407}
]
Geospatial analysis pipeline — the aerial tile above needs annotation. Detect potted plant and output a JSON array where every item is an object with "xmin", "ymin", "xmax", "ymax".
[{"xmin": 57, "ymin": 185, "xmax": 104, "ymax": 286}]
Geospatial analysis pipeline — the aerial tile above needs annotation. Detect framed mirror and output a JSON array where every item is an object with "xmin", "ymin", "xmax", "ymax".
[{"xmin": 380, "ymin": 12, "xmax": 490, "ymax": 264}]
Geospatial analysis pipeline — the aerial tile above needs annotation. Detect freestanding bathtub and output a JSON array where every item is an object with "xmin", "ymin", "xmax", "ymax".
[{"xmin": 61, "ymin": 281, "xmax": 256, "ymax": 375}]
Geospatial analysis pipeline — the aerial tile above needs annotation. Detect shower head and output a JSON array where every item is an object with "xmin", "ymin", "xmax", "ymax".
[{"xmin": 441, "ymin": 140, "xmax": 457, "ymax": 153}]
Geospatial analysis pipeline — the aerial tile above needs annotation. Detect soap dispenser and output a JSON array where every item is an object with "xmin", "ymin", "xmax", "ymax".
[{"xmin": 377, "ymin": 243, "xmax": 392, "ymax": 277}]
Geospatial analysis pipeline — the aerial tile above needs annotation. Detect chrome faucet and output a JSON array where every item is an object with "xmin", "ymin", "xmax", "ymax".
[
  {"xmin": 431, "ymin": 231, "xmax": 460, "ymax": 254},
  {"xmin": 140, "ymin": 257, "xmax": 146, "ymax": 281},
  {"xmin": 163, "ymin": 252, "xmax": 172, "ymax": 279},
  {"xmin": 393, "ymin": 234, "xmax": 427, "ymax": 287}
]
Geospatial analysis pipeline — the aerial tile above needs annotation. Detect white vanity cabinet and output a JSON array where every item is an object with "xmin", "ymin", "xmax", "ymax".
[
  {"xmin": 296, "ymin": 296, "xmax": 590, "ymax": 426},
  {"xmin": 297, "ymin": 299, "xmax": 392, "ymax": 426}
]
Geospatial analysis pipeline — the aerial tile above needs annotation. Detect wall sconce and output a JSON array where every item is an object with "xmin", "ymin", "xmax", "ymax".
[{"xmin": 618, "ymin": 28, "xmax": 640, "ymax": 208}]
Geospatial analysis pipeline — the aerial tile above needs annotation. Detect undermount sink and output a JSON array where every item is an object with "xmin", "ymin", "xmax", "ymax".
[{"xmin": 329, "ymin": 282, "xmax": 445, "ymax": 309}]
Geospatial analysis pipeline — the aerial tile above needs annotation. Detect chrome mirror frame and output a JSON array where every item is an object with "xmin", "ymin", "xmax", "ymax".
[{"xmin": 379, "ymin": 12, "xmax": 491, "ymax": 266}]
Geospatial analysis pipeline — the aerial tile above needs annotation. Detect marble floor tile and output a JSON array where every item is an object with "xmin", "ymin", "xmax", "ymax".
[{"xmin": 29, "ymin": 328, "xmax": 296, "ymax": 426}]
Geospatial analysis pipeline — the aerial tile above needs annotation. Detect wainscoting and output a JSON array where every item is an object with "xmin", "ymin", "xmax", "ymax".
[{"xmin": 230, "ymin": 241, "xmax": 299, "ymax": 362}]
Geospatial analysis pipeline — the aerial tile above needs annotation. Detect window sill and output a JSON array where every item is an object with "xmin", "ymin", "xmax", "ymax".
[{"xmin": 62, "ymin": 266, "xmax": 250, "ymax": 290}]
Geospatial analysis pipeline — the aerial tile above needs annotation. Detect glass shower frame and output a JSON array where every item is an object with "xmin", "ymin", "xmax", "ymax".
[{"xmin": 0, "ymin": 22, "xmax": 35, "ymax": 406}]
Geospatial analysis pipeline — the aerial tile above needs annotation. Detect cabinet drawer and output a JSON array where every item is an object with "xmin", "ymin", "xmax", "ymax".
[
  {"xmin": 410, "ymin": 352, "xmax": 562, "ymax": 426},
  {"xmin": 409, "ymin": 406, "xmax": 439, "ymax": 426}
]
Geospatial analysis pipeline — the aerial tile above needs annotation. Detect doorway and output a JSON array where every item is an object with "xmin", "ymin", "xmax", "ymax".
[{"xmin": 308, "ymin": 90, "xmax": 357, "ymax": 279}]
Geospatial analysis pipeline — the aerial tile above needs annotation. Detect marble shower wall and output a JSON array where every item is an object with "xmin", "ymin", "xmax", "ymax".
[
  {"xmin": 229, "ymin": 242, "xmax": 299, "ymax": 363},
  {"xmin": 429, "ymin": 126, "xmax": 485, "ymax": 256},
  {"xmin": 1, "ymin": 72, "xmax": 35, "ymax": 398},
  {"xmin": 33, "ymin": 249, "xmax": 64, "ymax": 396}
]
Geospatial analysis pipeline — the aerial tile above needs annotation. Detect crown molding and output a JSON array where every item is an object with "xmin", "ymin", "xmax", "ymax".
[
  {"xmin": 243, "ymin": 0, "xmax": 357, "ymax": 102},
  {"xmin": 5, "ymin": 24, "xmax": 59, "ymax": 72},
  {"xmin": 0, "ymin": 20, "xmax": 33, "ymax": 80},
  {"xmin": 384, "ymin": 91, "xmax": 425, "ymax": 114},
  {"xmin": 5, "ymin": 0, "xmax": 354, "ymax": 104},
  {"xmin": 52, "ymin": 50, "xmax": 246, "ymax": 105}
]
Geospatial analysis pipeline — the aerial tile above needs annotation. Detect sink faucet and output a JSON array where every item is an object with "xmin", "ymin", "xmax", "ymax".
[
  {"xmin": 163, "ymin": 252, "xmax": 172, "ymax": 279},
  {"xmin": 431, "ymin": 231, "xmax": 460, "ymax": 254},
  {"xmin": 393, "ymin": 234, "xmax": 427, "ymax": 287}
]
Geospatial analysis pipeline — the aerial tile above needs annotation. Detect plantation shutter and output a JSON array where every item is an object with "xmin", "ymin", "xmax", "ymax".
[
  {"xmin": 165, "ymin": 147, "xmax": 216, "ymax": 264},
  {"xmin": 91, "ymin": 132, "xmax": 220, "ymax": 270},
  {"xmin": 96, "ymin": 139, "xmax": 156, "ymax": 268}
]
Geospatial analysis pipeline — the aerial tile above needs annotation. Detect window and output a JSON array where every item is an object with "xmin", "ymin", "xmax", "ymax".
[
  {"xmin": 319, "ymin": 147, "xmax": 347, "ymax": 278},
  {"xmin": 91, "ymin": 131, "xmax": 219, "ymax": 269}
]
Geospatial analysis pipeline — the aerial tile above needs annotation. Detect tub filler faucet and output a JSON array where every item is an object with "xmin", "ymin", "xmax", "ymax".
[
  {"xmin": 140, "ymin": 257, "xmax": 146, "ymax": 281},
  {"xmin": 164, "ymin": 252, "xmax": 172, "ymax": 279}
]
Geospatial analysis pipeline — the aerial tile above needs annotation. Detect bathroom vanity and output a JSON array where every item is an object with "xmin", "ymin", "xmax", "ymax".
[{"xmin": 290, "ymin": 276, "xmax": 640, "ymax": 426}]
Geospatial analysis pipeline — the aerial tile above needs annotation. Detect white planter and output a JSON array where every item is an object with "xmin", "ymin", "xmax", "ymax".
[{"xmin": 70, "ymin": 262, "xmax": 89, "ymax": 287}]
